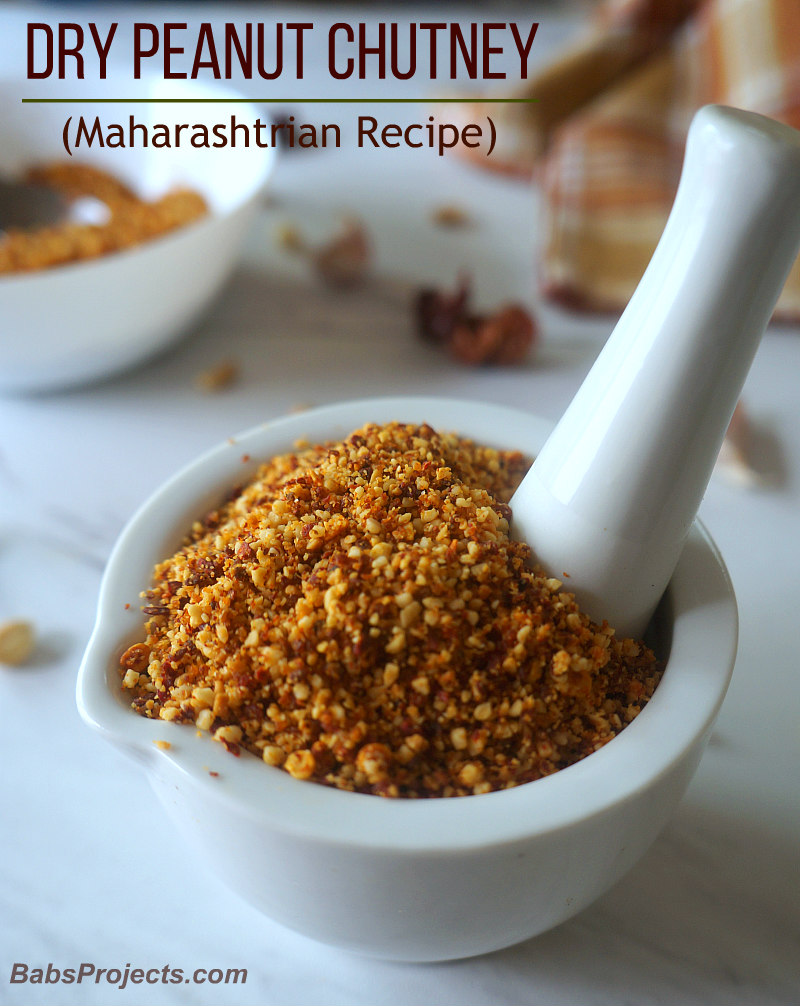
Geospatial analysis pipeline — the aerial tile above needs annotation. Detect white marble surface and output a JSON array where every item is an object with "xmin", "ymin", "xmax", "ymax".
[{"xmin": 1, "ymin": 4, "xmax": 799, "ymax": 1004}]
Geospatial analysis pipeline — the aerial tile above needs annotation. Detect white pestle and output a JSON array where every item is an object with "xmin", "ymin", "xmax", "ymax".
[{"xmin": 510, "ymin": 105, "xmax": 800, "ymax": 640}]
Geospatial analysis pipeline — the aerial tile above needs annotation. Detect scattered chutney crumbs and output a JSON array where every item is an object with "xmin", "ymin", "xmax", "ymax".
[
  {"xmin": 121, "ymin": 422, "xmax": 662, "ymax": 798},
  {"xmin": 0, "ymin": 162, "xmax": 207, "ymax": 274}
]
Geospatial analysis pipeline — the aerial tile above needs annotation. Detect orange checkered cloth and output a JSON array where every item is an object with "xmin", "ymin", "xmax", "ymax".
[{"xmin": 455, "ymin": 0, "xmax": 800, "ymax": 320}]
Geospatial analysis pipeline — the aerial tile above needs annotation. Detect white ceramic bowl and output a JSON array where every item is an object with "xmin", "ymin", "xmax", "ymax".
[
  {"xmin": 0, "ymin": 75, "xmax": 274, "ymax": 392},
  {"xmin": 77, "ymin": 397, "xmax": 738, "ymax": 961}
]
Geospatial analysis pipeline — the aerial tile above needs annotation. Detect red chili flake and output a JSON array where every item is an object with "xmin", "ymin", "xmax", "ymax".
[
  {"xmin": 416, "ymin": 276, "xmax": 471, "ymax": 344},
  {"xmin": 450, "ymin": 305, "xmax": 537, "ymax": 366},
  {"xmin": 237, "ymin": 541, "xmax": 255, "ymax": 561},
  {"xmin": 415, "ymin": 277, "xmax": 537, "ymax": 366}
]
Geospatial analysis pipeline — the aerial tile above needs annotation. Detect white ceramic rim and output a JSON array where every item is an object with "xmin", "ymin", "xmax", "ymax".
[{"xmin": 77, "ymin": 396, "xmax": 738, "ymax": 852}]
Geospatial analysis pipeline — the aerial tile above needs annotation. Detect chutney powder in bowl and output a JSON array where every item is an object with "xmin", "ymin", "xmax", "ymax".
[
  {"xmin": 121, "ymin": 421, "xmax": 662, "ymax": 798},
  {"xmin": 0, "ymin": 162, "xmax": 208, "ymax": 275}
]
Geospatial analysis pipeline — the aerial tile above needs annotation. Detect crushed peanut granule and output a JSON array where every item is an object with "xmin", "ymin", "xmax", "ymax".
[
  {"xmin": 0, "ymin": 162, "xmax": 207, "ymax": 274},
  {"xmin": 0, "ymin": 620, "xmax": 35, "ymax": 666},
  {"xmin": 312, "ymin": 217, "xmax": 371, "ymax": 287},
  {"xmin": 274, "ymin": 221, "xmax": 306, "ymax": 254},
  {"xmin": 430, "ymin": 203, "xmax": 472, "ymax": 228},
  {"xmin": 195, "ymin": 359, "xmax": 239, "ymax": 393},
  {"xmin": 122, "ymin": 422, "xmax": 662, "ymax": 798}
]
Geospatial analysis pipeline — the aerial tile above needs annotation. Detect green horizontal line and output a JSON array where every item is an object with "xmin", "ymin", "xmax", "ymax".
[{"xmin": 21, "ymin": 96, "xmax": 537, "ymax": 104}]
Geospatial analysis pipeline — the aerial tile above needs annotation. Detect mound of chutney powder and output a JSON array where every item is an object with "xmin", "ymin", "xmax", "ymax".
[{"xmin": 121, "ymin": 422, "xmax": 662, "ymax": 798}]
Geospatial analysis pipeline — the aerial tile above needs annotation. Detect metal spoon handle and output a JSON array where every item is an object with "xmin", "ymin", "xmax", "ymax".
[
  {"xmin": 0, "ymin": 178, "xmax": 68, "ymax": 232},
  {"xmin": 511, "ymin": 105, "xmax": 800, "ymax": 638}
]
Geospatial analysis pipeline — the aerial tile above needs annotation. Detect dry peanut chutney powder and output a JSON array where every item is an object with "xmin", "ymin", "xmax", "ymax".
[
  {"xmin": 0, "ymin": 163, "xmax": 207, "ymax": 274},
  {"xmin": 121, "ymin": 422, "xmax": 663, "ymax": 798}
]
